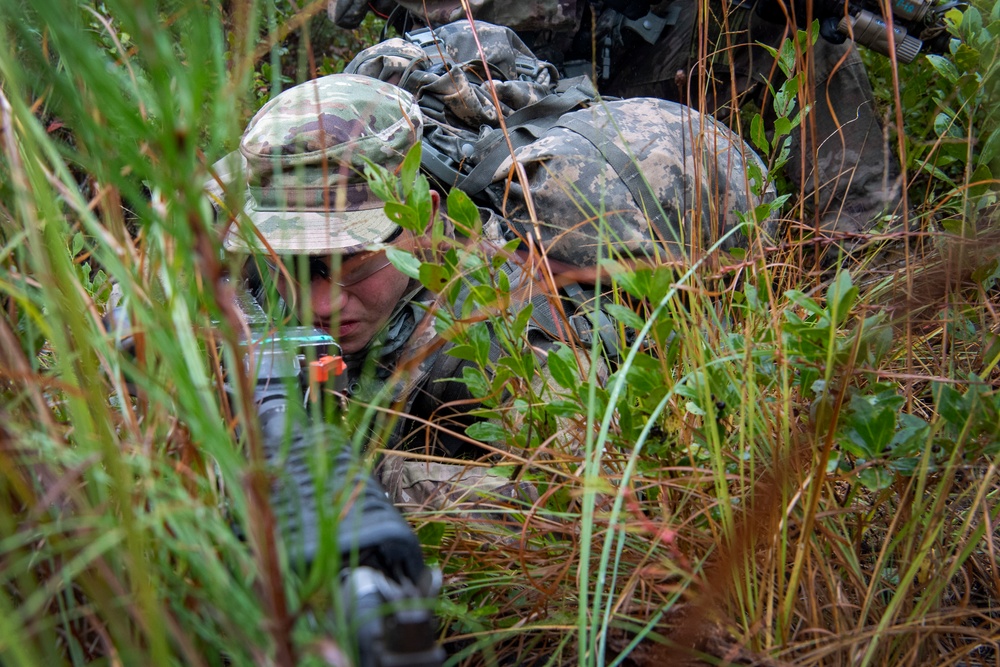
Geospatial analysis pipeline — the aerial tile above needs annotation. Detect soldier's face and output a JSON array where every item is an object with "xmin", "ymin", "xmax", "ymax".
[
  {"xmin": 272, "ymin": 232, "xmax": 414, "ymax": 354},
  {"xmin": 270, "ymin": 192, "xmax": 439, "ymax": 354}
]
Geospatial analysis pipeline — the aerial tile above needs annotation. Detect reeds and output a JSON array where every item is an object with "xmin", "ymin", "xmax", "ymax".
[{"xmin": 0, "ymin": 1, "xmax": 998, "ymax": 666}]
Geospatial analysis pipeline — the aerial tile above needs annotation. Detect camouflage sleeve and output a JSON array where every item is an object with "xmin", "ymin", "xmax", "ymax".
[
  {"xmin": 385, "ymin": 0, "xmax": 582, "ymax": 32},
  {"xmin": 327, "ymin": 0, "xmax": 396, "ymax": 28},
  {"xmin": 381, "ymin": 457, "xmax": 539, "ymax": 511}
]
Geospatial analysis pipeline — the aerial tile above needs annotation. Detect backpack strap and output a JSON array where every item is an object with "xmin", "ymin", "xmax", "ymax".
[
  {"xmin": 457, "ymin": 85, "xmax": 598, "ymax": 197},
  {"xmin": 551, "ymin": 115, "xmax": 669, "ymax": 236}
]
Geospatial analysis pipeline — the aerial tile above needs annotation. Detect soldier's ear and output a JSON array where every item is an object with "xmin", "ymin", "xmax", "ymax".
[{"xmin": 426, "ymin": 189, "xmax": 440, "ymax": 231}]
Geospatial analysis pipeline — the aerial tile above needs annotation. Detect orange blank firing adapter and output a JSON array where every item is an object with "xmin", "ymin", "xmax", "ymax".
[{"xmin": 309, "ymin": 355, "xmax": 346, "ymax": 384}]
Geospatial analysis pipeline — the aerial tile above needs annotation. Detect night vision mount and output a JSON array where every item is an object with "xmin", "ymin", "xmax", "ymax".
[{"xmin": 756, "ymin": 0, "xmax": 967, "ymax": 63}]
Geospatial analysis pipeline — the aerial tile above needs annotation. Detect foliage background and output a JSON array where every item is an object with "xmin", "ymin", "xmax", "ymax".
[{"xmin": 0, "ymin": 0, "xmax": 998, "ymax": 666}]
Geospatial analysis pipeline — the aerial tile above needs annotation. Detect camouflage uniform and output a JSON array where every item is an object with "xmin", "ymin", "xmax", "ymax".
[
  {"xmin": 331, "ymin": 0, "xmax": 902, "ymax": 254},
  {"xmin": 223, "ymin": 73, "xmax": 419, "ymax": 254}
]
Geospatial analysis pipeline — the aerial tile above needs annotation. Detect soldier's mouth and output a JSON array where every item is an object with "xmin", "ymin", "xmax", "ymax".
[{"xmin": 337, "ymin": 321, "xmax": 359, "ymax": 337}]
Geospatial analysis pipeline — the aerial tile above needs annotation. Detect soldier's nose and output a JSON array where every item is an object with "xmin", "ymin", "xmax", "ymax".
[{"xmin": 309, "ymin": 278, "xmax": 347, "ymax": 318}]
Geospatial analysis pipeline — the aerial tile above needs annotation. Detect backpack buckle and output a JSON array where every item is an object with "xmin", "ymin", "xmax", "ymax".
[
  {"xmin": 569, "ymin": 311, "xmax": 625, "ymax": 359},
  {"xmin": 514, "ymin": 54, "xmax": 543, "ymax": 80},
  {"xmin": 405, "ymin": 26, "xmax": 440, "ymax": 49}
]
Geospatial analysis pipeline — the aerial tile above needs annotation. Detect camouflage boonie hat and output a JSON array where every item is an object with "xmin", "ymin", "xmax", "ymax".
[{"xmin": 224, "ymin": 73, "xmax": 423, "ymax": 255}]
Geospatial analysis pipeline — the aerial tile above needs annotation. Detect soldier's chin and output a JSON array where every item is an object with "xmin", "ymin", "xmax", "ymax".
[{"xmin": 336, "ymin": 322, "xmax": 365, "ymax": 353}]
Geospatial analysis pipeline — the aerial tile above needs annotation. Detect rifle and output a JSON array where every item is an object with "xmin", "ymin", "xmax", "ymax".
[{"xmin": 232, "ymin": 282, "xmax": 447, "ymax": 667}]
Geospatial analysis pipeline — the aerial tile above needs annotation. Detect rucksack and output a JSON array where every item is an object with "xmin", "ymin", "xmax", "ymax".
[{"xmin": 345, "ymin": 20, "xmax": 772, "ymax": 270}]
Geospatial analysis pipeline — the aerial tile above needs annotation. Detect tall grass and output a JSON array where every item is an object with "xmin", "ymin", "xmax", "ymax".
[
  {"xmin": 1, "ymin": 1, "xmax": 998, "ymax": 666},
  {"xmin": 0, "ymin": 1, "xmax": 283, "ymax": 664}
]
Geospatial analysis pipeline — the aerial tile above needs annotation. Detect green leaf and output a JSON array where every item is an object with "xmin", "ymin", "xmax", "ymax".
[
  {"xmin": 685, "ymin": 401, "xmax": 706, "ymax": 417},
  {"xmin": 364, "ymin": 160, "xmax": 397, "ymax": 202},
  {"xmin": 917, "ymin": 160, "xmax": 958, "ymax": 188},
  {"xmin": 773, "ymin": 116, "xmax": 792, "ymax": 139},
  {"xmin": 384, "ymin": 201, "xmax": 419, "ymax": 230},
  {"xmin": 418, "ymin": 262, "xmax": 451, "ymax": 292},
  {"xmin": 631, "ymin": 355, "xmax": 672, "ymax": 393},
  {"xmin": 511, "ymin": 303, "xmax": 534, "ymax": 339},
  {"xmin": 460, "ymin": 366, "xmax": 491, "ymax": 399},
  {"xmin": 889, "ymin": 457, "xmax": 921, "ymax": 476},
  {"xmin": 744, "ymin": 282, "xmax": 760, "ymax": 311},
  {"xmin": 466, "ymin": 420, "xmax": 508, "ymax": 442},
  {"xmin": 971, "ymin": 257, "xmax": 1000, "ymax": 284},
  {"xmin": 775, "ymin": 37, "xmax": 798, "ymax": 77},
  {"xmin": 467, "ymin": 284, "xmax": 503, "ymax": 309},
  {"xmin": 493, "ymin": 239, "xmax": 522, "ymax": 269},
  {"xmin": 613, "ymin": 266, "xmax": 652, "ymax": 299},
  {"xmin": 408, "ymin": 174, "xmax": 433, "ymax": 233},
  {"xmin": 858, "ymin": 466, "xmax": 894, "ymax": 492},
  {"xmin": 954, "ymin": 43, "xmax": 981, "ymax": 71},
  {"xmin": 784, "ymin": 290, "xmax": 826, "ymax": 318},
  {"xmin": 977, "ymin": 130, "xmax": 1000, "ymax": 169},
  {"xmin": 546, "ymin": 399, "xmax": 583, "ymax": 418},
  {"xmin": 945, "ymin": 7, "xmax": 965, "ymax": 27},
  {"xmin": 890, "ymin": 413, "xmax": 931, "ymax": 458},
  {"xmin": 969, "ymin": 164, "xmax": 993, "ymax": 199},
  {"xmin": 750, "ymin": 113, "xmax": 769, "ymax": 153},
  {"xmin": 825, "ymin": 270, "xmax": 857, "ymax": 327},
  {"xmin": 385, "ymin": 247, "xmax": 421, "ymax": 279},
  {"xmin": 934, "ymin": 383, "xmax": 970, "ymax": 430},
  {"xmin": 399, "ymin": 143, "xmax": 422, "ymax": 197},
  {"xmin": 546, "ymin": 343, "xmax": 578, "ymax": 390},
  {"xmin": 963, "ymin": 6, "xmax": 983, "ymax": 37},
  {"xmin": 826, "ymin": 450, "xmax": 843, "ymax": 474},
  {"xmin": 844, "ymin": 394, "xmax": 897, "ymax": 458},
  {"xmin": 417, "ymin": 521, "xmax": 446, "ymax": 547},
  {"xmin": 773, "ymin": 75, "xmax": 799, "ymax": 118},
  {"xmin": 942, "ymin": 218, "xmax": 972, "ymax": 237},
  {"xmin": 982, "ymin": 331, "xmax": 1000, "ymax": 367},
  {"xmin": 497, "ymin": 268, "xmax": 510, "ymax": 295},
  {"xmin": 518, "ymin": 349, "xmax": 535, "ymax": 379},
  {"xmin": 926, "ymin": 55, "xmax": 960, "ymax": 82},
  {"xmin": 446, "ymin": 188, "xmax": 483, "ymax": 237}
]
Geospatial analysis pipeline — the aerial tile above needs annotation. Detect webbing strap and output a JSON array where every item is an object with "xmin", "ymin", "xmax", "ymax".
[
  {"xmin": 458, "ymin": 128, "xmax": 540, "ymax": 199},
  {"xmin": 456, "ymin": 86, "xmax": 597, "ymax": 197},
  {"xmin": 552, "ymin": 115, "xmax": 668, "ymax": 233}
]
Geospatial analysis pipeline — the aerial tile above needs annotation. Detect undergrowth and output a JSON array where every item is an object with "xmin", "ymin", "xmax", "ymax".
[{"xmin": 0, "ymin": 1, "xmax": 998, "ymax": 666}]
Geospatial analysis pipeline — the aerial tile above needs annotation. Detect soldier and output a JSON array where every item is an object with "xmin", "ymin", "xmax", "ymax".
[
  {"xmin": 220, "ymin": 72, "xmax": 549, "ymax": 509},
  {"xmin": 218, "ymin": 67, "xmax": 770, "ymax": 510},
  {"xmin": 330, "ymin": 0, "xmax": 902, "ymax": 263}
]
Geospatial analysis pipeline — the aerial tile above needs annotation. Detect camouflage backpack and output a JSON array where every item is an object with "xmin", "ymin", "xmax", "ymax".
[
  {"xmin": 346, "ymin": 20, "xmax": 772, "ymax": 353},
  {"xmin": 346, "ymin": 20, "xmax": 771, "ymax": 266}
]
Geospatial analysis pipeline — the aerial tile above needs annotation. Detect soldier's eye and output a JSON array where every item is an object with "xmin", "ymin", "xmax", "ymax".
[{"xmin": 307, "ymin": 257, "xmax": 331, "ymax": 281}]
